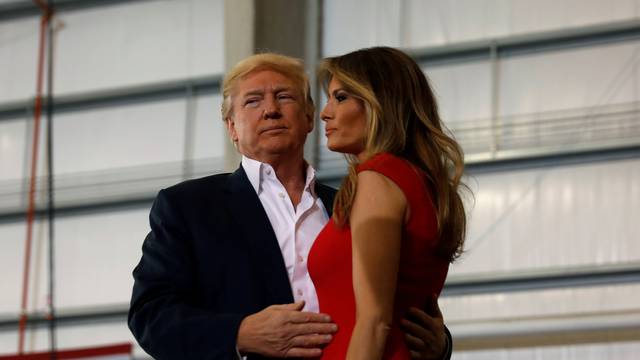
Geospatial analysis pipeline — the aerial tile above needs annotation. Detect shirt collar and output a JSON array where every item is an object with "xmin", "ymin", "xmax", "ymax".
[
  {"xmin": 241, "ymin": 155, "xmax": 265, "ymax": 194},
  {"xmin": 241, "ymin": 155, "xmax": 317, "ymax": 197},
  {"xmin": 304, "ymin": 162, "xmax": 318, "ymax": 197}
]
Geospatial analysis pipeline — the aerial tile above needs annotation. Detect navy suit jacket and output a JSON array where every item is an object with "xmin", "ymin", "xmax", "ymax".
[{"xmin": 128, "ymin": 166, "xmax": 336, "ymax": 359}]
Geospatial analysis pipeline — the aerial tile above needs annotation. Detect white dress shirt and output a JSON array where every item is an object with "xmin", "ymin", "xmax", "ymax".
[{"xmin": 242, "ymin": 156, "xmax": 329, "ymax": 313}]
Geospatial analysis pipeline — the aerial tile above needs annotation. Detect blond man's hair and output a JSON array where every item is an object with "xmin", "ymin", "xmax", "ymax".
[{"xmin": 221, "ymin": 53, "xmax": 315, "ymax": 122}]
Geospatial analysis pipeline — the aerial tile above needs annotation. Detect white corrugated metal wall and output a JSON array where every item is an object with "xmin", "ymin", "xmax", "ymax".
[
  {"xmin": 0, "ymin": 0, "xmax": 638, "ymax": 358},
  {"xmin": 0, "ymin": 1, "xmax": 225, "ymax": 357},
  {"xmin": 322, "ymin": 0, "xmax": 640, "ymax": 358}
]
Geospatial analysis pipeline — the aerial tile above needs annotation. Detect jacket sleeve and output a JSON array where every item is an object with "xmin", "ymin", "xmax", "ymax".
[
  {"xmin": 128, "ymin": 189, "xmax": 244, "ymax": 360},
  {"xmin": 442, "ymin": 326, "xmax": 453, "ymax": 360}
]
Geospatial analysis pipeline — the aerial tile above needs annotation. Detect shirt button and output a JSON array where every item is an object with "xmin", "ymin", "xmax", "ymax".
[
  {"xmin": 278, "ymin": 193, "xmax": 285, "ymax": 199},
  {"xmin": 297, "ymin": 255, "xmax": 304, "ymax": 263},
  {"xmin": 266, "ymin": 169, "xmax": 272, "ymax": 175},
  {"xmin": 297, "ymin": 289, "xmax": 303, "ymax": 296}
]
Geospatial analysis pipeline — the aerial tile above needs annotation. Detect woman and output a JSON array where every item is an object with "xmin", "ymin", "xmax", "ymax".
[{"xmin": 307, "ymin": 47, "xmax": 467, "ymax": 359}]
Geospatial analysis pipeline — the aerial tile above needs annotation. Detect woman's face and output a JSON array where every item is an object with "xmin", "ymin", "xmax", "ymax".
[{"xmin": 320, "ymin": 77, "xmax": 368, "ymax": 159}]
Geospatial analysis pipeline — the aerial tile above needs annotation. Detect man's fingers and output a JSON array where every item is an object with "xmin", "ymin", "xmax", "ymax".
[
  {"xmin": 271, "ymin": 301, "xmax": 305, "ymax": 311},
  {"xmin": 408, "ymin": 350, "xmax": 421, "ymax": 359},
  {"xmin": 288, "ymin": 310, "xmax": 333, "ymax": 324},
  {"xmin": 291, "ymin": 333, "xmax": 333, "ymax": 348},
  {"xmin": 401, "ymin": 318, "xmax": 430, "ymax": 339},
  {"xmin": 239, "ymin": 304, "xmax": 336, "ymax": 358},
  {"xmin": 291, "ymin": 322, "xmax": 338, "ymax": 335},
  {"xmin": 404, "ymin": 333, "xmax": 426, "ymax": 350},
  {"xmin": 284, "ymin": 347, "xmax": 323, "ymax": 358},
  {"xmin": 407, "ymin": 306, "xmax": 443, "ymax": 328}
]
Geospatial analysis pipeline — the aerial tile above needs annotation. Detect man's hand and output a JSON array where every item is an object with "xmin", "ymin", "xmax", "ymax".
[
  {"xmin": 236, "ymin": 301, "xmax": 337, "ymax": 358},
  {"xmin": 401, "ymin": 295, "xmax": 447, "ymax": 360}
]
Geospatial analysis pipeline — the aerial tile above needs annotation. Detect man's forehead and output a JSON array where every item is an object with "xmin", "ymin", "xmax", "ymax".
[{"xmin": 236, "ymin": 69, "xmax": 298, "ymax": 93}]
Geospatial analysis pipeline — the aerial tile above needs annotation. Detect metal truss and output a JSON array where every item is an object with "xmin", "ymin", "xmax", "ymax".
[
  {"xmin": 0, "ymin": 75, "xmax": 222, "ymax": 122},
  {"xmin": 408, "ymin": 19, "xmax": 640, "ymax": 67},
  {"xmin": 0, "ymin": 0, "xmax": 157, "ymax": 22}
]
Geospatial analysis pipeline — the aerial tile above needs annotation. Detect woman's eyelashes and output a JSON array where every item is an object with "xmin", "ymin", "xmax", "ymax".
[{"xmin": 334, "ymin": 91, "xmax": 348, "ymax": 102}]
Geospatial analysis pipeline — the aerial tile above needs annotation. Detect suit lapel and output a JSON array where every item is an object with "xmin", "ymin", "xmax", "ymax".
[{"xmin": 226, "ymin": 166, "xmax": 293, "ymax": 305}]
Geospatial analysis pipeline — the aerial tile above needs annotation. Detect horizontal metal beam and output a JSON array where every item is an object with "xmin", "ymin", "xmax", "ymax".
[
  {"xmin": 0, "ymin": 0, "xmax": 157, "ymax": 22},
  {"xmin": 0, "ymin": 304, "xmax": 128, "ymax": 332},
  {"xmin": 0, "ymin": 264, "xmax": 638, "ymax": 333},
  {"xmin": 442, "ymin": 262, "xmax": 640, "ymax": 297},
  {"xmin": 0, "ymin": 74, "xmax": 222, "ymax": 121},
  {"xmin": 453, "ymin": 310, "xmax": 640, "ymax": 350},
  {"xmin": 464, "ymin": 143, "xmax": 640, "ymax": 175},
  {"xmin": 0, "ymin": 196, "xmax": 154, "ymax": 224},
  {"xmin": 0, "ymin": 158, "xmax": 226, "ymax": 223},
  {"xmin": 1, "ymin": 144, "xmax": 638, "ymax": 224},
  {"xmin": 317, "ymin": 143, "xmax": 640, "ymax": 182},
  {"xmin": 408, "ymin": 19, "xmax": 640, "ymax": 66}
]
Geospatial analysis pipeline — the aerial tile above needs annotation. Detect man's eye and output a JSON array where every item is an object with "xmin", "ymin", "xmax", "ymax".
[
  {"xmin": 244, "ymin": 98, "xmax": 259, "ymax": 107},
  {"xmin": 278, "ymin": 94, "xmax": 294, "ymax": 101}
]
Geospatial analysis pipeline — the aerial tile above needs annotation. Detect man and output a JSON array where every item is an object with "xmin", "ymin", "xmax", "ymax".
[{"xmin": 128, "ymin": 53, "xmax": 451, "ymax": 359}]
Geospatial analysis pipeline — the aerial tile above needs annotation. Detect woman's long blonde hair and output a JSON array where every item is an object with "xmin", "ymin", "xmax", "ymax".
[{"xmin": 318, "ymin": 47, "xmax": 467, "ymax": 262}]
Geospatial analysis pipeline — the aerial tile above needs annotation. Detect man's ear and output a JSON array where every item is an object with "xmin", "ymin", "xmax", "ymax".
[
  {"xmin": 224, "ymin": 117, "xmax": 238, "ymax": 143},
  {"xmin": 226, "ymin": 118, "xmax": 238, "ymax": 142},
  {"xmin": 306, "ymin": 113, "xmax": 314, "ymax": 134}
]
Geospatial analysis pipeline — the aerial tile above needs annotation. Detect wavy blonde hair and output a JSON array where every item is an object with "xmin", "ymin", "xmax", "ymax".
[
  {"xmin": 318, "ymin": 47, "xmax": 468, "ymax": 262},
  {"xmin": 221, "ymin": 53, "xmax": 315, "ymax": 122}
]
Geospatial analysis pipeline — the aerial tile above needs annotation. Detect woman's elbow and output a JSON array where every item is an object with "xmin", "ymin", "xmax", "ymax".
[{"xmin": 356, "ymin": 312, "xmax": 393, "ymax": 337}]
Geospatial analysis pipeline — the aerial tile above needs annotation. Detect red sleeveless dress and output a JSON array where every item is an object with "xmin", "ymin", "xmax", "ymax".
[{"xmin": 308, "ymin": 152, "xmax": 449, "ymax": 359}]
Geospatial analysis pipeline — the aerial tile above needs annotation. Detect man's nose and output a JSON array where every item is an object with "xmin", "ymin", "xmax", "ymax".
[{"xmin": 263, "ymin": 97, "xmax": 282, "ymax": 119}]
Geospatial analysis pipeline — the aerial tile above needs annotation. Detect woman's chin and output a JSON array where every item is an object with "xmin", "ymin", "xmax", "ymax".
[
  {"xmin": 327, "ymin": 143, "xmax": 347, "ymax": 154},
  {"xmin": 328, "ymin": 145, "xmax": 357, "ymax": 156},
  {"xmin": 327, "ymin": 140, "xmax": 363, "ymax": 155}
]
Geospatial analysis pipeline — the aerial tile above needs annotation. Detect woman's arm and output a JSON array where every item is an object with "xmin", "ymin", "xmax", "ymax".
[{"xmin": 346, "ymin": 170, "xmax": 408, "ymax": 360}]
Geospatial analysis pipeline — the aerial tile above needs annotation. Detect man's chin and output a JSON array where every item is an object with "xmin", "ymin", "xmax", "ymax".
[{"xmin": 256, "ymin": 143, "xmax": 296, "ymax": 156}]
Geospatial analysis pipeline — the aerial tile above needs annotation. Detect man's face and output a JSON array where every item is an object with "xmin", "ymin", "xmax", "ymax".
[{"xmin": 226, "ymin": 69, "xmax": 313, "ymax": 162}]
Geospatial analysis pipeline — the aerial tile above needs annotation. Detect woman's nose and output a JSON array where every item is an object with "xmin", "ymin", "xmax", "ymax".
[{"xmin": 320, "ymin": 103, "xmax": 332, "ymax": 122}]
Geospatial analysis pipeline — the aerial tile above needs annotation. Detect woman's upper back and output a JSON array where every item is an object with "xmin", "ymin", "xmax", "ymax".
[
  {"xmin": 357, "ymin": 152, "xmax": 449, "ymax": 304},
  {"xmin": 308, "ymin": 152, "xmax": 449, "ymax": 359}
]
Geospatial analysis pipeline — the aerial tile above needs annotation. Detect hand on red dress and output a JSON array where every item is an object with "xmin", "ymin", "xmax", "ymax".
[
  {"xmin": 236, "ymin": 301, "xmax": 337, "ymax": 358},
  {"xmin": 401, "ymin": 295, "xmax": 449, "ymax": 360}
]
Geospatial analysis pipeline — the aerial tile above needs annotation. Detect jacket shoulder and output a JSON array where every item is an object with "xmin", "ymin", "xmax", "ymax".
[{"xmin": 160, "ymin": 172, "xmax": 231, "ymax": 202}]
